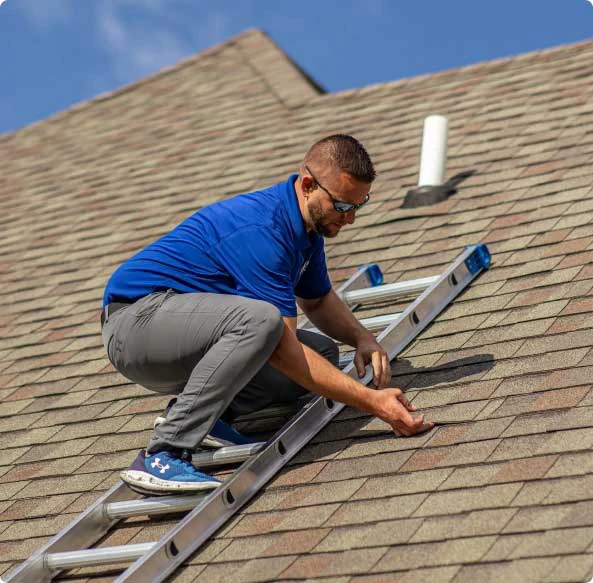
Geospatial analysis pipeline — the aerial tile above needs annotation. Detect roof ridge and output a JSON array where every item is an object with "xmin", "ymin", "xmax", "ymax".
[
  {"xmin": 0, "ymin": 28, "xmax": 270, "ymax": 140},
  {"xmin": 325, "ymin": 37, "xmax": 593, "ymax": 99}
]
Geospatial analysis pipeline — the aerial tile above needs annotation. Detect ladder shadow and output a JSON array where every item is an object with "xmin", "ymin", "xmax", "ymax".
[
  {"xmin": 391, "ymin": 353, "xmax": 496, "ymax": 389},
  {"xmin": 237, "ymin": 354, "xmax": 496, "ymax": 465}
]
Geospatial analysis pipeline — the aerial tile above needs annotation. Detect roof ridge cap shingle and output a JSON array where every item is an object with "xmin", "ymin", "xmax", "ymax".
[{"xmin": 324, "ymin": 36, "xmax": 593, "ymax": 99}]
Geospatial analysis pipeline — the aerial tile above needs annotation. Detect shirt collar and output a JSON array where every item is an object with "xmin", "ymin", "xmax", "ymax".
[{"xmin": 286, "ymin": 173, "xmax": 312, "ymax": 250}]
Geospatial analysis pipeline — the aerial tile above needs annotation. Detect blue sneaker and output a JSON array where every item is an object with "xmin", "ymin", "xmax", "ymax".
[
  {"xmin": 120, "ymin": 449, "xmax": 222, "ymax": 494},
  {"xmin": 154, "ymin": 399, "xmax": 255, "ymax": 448},
  {"xmin": 204, "ymin": 418, "xmax": 256, "ymax": 448}
]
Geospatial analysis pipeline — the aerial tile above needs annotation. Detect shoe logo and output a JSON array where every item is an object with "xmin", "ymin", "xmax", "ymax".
[{"xmin": 151, "ymin": 458, "xmax": 170, "ymax": 474}]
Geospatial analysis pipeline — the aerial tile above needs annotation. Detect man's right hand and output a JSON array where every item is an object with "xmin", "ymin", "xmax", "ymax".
[
  {"xmin": 370, "ymin": 388, "xmax": 434, "ymax": 436},
  {"xmin": 269, "ymin": 324, "xmax": 434, "ymax": 437}
]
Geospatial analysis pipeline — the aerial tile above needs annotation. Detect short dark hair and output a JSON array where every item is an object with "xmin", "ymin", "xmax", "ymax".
[{"xmin": 304, "ymin": 134, "xmax": 376, "ymax": 183}]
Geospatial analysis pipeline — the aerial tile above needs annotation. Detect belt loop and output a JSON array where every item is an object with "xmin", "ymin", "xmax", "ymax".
[{"xmin": 103, "ymin": 305, "xmax": 109, "ymax": 324}]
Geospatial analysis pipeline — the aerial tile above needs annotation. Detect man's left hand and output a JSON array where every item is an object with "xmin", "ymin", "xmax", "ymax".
[{"xmin": 354, "ymin": 333, "xmax": 391, "ymax": 388}]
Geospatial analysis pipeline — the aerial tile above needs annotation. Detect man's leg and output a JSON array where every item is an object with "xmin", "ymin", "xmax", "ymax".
[
  {"xmin": 223, "ymin": 328, "xmax": 340, "ymax": 420},
  {"xmin": 102, "ymin": 290, "xmax": 284, "ymax": 455}
]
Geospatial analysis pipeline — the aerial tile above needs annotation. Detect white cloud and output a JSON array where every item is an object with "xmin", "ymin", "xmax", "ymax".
[
  {"xmin": 96, "ymin": 0, "xmax": 190, "ymax": 82},
  {"xmin": 95, "ymin": 0, "xmax": 234, "ymax": 85},
  {"xmin": 17, "ymin": 0, "xmax": 74, "ymax": 29}
]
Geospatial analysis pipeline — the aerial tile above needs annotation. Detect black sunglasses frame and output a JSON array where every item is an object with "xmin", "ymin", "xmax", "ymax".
[{"xmin": 304, "ymin": 165, "xmax": 370, "ymax": 213}]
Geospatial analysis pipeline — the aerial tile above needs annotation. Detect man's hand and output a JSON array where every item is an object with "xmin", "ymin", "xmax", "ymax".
[
  {"xmin": 354, "ymin": 333, "xmax": 391, "ymax": 388},
  {"xmin": 371, "ymin": 388, "xmax": 434, "ymax": 436}
]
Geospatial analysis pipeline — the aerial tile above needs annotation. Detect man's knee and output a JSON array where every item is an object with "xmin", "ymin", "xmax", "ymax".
[{"xmin": 245, "ymin": 300, "xmax": 284, "ymax": 351}]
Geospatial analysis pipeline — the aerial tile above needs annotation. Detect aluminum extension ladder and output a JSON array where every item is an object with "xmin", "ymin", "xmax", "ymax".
[{"xmin": 3, "ymin": 244, "xmax": 491, "ymax": 583}]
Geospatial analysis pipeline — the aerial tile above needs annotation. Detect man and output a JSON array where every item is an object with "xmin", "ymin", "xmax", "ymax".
[{"xmin": 101, "ymin": 134, "xmax": 434, "ymax": 495}]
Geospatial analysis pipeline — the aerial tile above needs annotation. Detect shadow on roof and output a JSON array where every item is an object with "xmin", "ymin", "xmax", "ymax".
[{"xmin": 392, "ymin": 354, "xmax": 495, "ymax": 389}]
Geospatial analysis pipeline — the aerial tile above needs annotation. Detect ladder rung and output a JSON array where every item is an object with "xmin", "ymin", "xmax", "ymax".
[
  {"xmin": 343, "ymin": 275, "xmax": 439, "ymax": 305},
  {"xmin": 46, "ymin": 543, "xmax": 156, "ymax": 570},
  {"xmin": 105, "ymin": 494, "xmax": 205, "ymax": 519},
  {"xmin": 309, "ymin": 312, "xmax": 402, "ymax": 337},
  {"xmin": 339, "ymin": 352, "xmax": 353, "ymax": 368},
  {"xmin": 192, "ymin": 442, "xmax": 264, "ymax": 467},
  {"xmin": 359, "ymin": 312, "xmax": 402, "ymax": 331}
]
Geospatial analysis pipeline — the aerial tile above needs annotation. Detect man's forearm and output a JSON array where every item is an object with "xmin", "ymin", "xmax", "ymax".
[
  {"xmin": 268, "ymin": 323, "xmax": 379, "ymax": 415},
  {"xmin": 303, "ymin": 289, "xmax": 372, "ymax": 347}
]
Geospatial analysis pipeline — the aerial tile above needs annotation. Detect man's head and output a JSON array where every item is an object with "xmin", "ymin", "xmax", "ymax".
[{"xmin": 298, "ymin": 134, "xmax": 375, "ymax": 238}]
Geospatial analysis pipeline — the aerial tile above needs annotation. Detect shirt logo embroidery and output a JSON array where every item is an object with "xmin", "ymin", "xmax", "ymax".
[
  {"xmin": 151, "ymin": 458, "xmax": 170, "ymax": 474},
  {"xmin": 299, "ymin": 259, "xmax": 311, "ymax": 279}
]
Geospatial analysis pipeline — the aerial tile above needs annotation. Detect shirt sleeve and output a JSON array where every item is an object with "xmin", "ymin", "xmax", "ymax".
[
  {"xmin": 216, "ymin": 226, "xmax": 298, "ymax": 317},
  {"xmin": 294, "ymin": 236, "xmax": 332, "ymax": 300}
]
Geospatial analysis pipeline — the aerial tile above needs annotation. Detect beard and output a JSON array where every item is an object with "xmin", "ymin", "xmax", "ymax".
[{"xmin": 308, "ymin": 199, "xmax": 340, "ymax": 238}]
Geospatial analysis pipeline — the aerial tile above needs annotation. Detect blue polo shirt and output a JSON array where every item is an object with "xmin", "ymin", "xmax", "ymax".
[{"xmin": 102, "ymin": 175, "xmax": 332, "ymax": 317}]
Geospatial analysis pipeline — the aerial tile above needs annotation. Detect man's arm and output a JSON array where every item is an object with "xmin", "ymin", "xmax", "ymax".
[
  {"xmin": 298, "ymin": 289, "xmax": 368, "ymax": 346},
  {"xmin": 297, "ymin": 290, "xmax": 390, "ymax": 387},
  {"xmin": 269, "ymin": 319, "xmax": 433, "ymax": 437}
]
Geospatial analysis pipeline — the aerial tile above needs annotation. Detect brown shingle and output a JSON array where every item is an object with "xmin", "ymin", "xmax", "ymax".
[
  {"xmin": 280, "ymin": 547, "xmax": 388, "ymax": 579},
  {"xmin": 325, "ymin": 493, "xmax": 427, "ymax": 527},
  {"xmin": 453, "ymin": 557, "xmax": 561, "ymax": 583},
  {"xmin": 372, "ymin": 536, "xmax": 496, "ymax": 572},
  {"xmin": 314, "ymin": 519, "xmax": 422, "ymax": 552},
  {"xmin": 415, "ymin": 483, "xmax": 523, "ymax": 517},
  {"xmin": 228, "ymin": 504, "xmax": 339, "ymax": 538}
]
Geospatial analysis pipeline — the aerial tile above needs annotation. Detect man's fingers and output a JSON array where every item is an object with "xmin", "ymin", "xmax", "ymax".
[
  {"xmin": 371, "ymin": 351, "xmax": 382, "ymax": 386},
  {"xmin": 395, "ymin": 390, "xmax": 416, "ymax": 412},
  {"xmin": 354, "ymin": 353, "xmax": 366, "ymax": 378},
  {"xmin": 381, "ymin": 353, "xmax": 390, "ymax": 388},
  {"xmin": 395, "ymin": 414, "xmax": 434, "ymax": 437},
  {"xmin": 396, "ymin": 404, "xmax": 417, "ymax": 429},
  {"xmin": 371, "ymin": 350, "xmax": 390, "ymax": 388}
]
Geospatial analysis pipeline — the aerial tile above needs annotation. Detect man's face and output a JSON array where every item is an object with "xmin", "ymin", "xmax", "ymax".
[{"xmin": 305, "ymin": 169, "xmax": 371, "ymax": 238}]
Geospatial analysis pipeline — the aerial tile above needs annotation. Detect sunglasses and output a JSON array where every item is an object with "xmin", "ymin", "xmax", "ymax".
[{"xmin": 304, "ymin": 165, "xmax": 370, "ymax": 213}]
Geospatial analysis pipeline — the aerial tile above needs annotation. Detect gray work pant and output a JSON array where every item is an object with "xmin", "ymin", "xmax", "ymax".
[{"xmin": 101, "ymin": 291, "xmax": 339, "ymax": 455}]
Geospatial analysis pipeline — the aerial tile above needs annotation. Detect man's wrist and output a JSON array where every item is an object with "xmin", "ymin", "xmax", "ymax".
[
  {"xmin": 352, "ymin": 382, "xmax": 382, "ymax": 417},
  {"xmin": 354, "ymin": 328, "xmax": 375, "ymax": 347}
]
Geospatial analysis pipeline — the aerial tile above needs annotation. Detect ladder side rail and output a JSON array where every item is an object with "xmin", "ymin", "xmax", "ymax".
[
  {"xmin": 115, "ymin": 244, "xmax": 487, "ymax": 583},
  {"xmin": 2, "ymin": 481, "xmax": 141, "ymax": 583}
]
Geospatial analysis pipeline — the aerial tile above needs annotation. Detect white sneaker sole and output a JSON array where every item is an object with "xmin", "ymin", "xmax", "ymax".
[
  {"xmin": 120, "ymin": 469, "xmax": 222, "ymax": 494},
  {"xmin": 153, "ymin": 416, "xmax": 235, "ymax": 449}
]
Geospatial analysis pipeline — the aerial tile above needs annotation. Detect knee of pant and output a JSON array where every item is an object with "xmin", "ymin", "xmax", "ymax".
[{"xmin": 249, "ymin": 301, "xmax": 284, "ymax": 349}]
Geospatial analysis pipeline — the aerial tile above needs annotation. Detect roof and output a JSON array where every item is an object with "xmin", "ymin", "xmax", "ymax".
[{"xmin": 2, "ymin": 28, "xmax": 593, "ymax": 582}]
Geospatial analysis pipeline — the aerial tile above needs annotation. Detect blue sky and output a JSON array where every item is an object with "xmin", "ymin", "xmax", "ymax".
[{"xmin": 1, "ymin": 0, "xmax": 592, "ymax": 135}]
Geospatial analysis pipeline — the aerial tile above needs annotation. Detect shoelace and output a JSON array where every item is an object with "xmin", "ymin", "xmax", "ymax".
[{"xmin": 164, "ymin": 454, "xmax": 206, "ymax": 476}]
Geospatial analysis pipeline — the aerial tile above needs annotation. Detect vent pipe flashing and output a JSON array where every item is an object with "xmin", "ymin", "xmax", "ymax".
[{"xmin": 402, "ymin": 115, "xmax": 474, "ymax": 209}]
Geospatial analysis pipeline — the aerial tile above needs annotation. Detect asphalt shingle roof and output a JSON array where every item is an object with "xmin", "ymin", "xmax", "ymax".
[{"xmin": 1, "ymin": 28, "xmax": 593, "ymax": 583}]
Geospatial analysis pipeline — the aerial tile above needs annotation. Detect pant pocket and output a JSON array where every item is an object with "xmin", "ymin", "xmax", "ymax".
[{"xmin": 134, "ymin": 289, "xmax": 177, "ymax": 318}]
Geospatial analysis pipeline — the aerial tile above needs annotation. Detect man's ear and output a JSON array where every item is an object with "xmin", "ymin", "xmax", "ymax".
[{"xmin": 301, "ymin": 175, "xmax": 315, "ymax": 194}]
